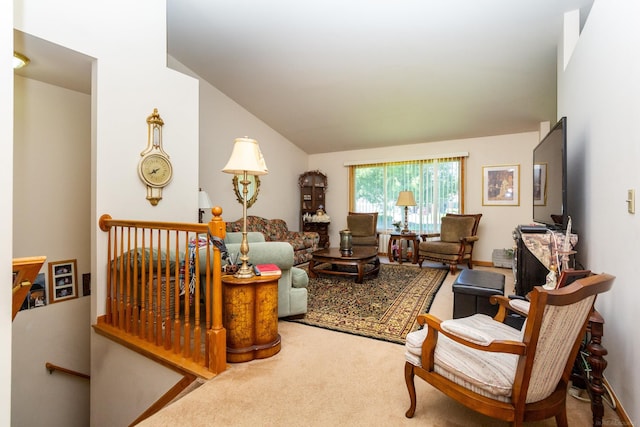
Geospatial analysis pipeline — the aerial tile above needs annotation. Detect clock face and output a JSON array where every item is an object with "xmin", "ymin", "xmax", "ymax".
[{"xmin": 139, "ymin": 154, "xmax": 173, "ymax": 188}]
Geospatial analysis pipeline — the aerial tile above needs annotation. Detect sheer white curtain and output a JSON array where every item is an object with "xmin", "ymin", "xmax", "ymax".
[{"xmin": 349, "ymin": 156, "xmax": 465, "ymax": 236}]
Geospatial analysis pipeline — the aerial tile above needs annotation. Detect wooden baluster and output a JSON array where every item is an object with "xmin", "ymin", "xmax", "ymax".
[
  {"xmin": 183, "ymin": 234, "xmax": 192, "ymax": 359},
  {"xmin": 203, "ymin": 242, "xmax": 212, "ymax": 366},
  {"xmin": 139, "ymin": 230, "xmax": 148, "ymax": 339},
  {"xmin": 193, "ymin": 240, "xmax": 202, "ymax": 363},
  {"xmin": 105, "ymin": 226, "xmax": 113, "ymax": 324},
  {"xmin": 118, "ymin": 227, "xmax": 125, "ymax": 329},
  {"xmin": 155, "ymin": 229, "xmax": 163, "ymax": 346},
  {"xmin": 147, "ymin": 231, "xmax": 155, "ymax": 343},
  {"xmin": 162, "ymin": 230, "xmax": 171, "ymax": 349},
  {"xmin": 132, "ymin": 229, "xmax": 140, "ymax": 336},
  {"xmin": 173, "ymin": 233, "xmax": 186, "ymax": 354},
  {"xmin": 124, "ymin": 227, "xmax": 132, "ymax": 333}
]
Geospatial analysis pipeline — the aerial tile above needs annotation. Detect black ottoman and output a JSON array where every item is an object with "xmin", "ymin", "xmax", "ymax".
[{"xmin": 452, "ymin": 270, "xmax": 505, "ymax": 319}]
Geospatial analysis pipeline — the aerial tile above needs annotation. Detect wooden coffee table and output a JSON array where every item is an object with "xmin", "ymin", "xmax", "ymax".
[{"xmin": 308, "ymin": 246, "xmax": 380, "ymax": 284}]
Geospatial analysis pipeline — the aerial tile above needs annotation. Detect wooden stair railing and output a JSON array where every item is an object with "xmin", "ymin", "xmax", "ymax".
[
  {"xmin": 45, "ymin": 362, "xmax": 90, "ymax": 380},
  {"xmin": 12, "ymin": 256, "xmax": 47, "ymax": 321},
  {"xmin": 94, "ymin": 207, "xmax": 227, "ymax": 379}
]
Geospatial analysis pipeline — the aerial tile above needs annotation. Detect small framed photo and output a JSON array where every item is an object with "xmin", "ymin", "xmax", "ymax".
[
  {"xmin": 533, "ymin": 163, "xmax": 547, "ymax": 206},
  {"xmin": 48, "ymin": 259, "xmax": 78, "ymax": 304},
  {"xmin": 483, "ymin": 165, "xmax": 520, "ymax": 206}
]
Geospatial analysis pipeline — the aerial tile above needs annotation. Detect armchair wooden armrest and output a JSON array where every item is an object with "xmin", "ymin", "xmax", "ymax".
[
  {"xmin": 416, "ymin": 313, "xmax": 527, "ymax": 356},
  {"xmin": 487, "ymin": 294, "xmax": 529, "ymax": 322},
  {"xmin": 461, "ymin": 235, "xmax": 479, "ymax": 243},
  {"xmin": 420, "ymin": 233, "xmax": 440, "ymax": 241}
]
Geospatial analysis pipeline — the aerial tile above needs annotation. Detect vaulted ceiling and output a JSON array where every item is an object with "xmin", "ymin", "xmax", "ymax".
[{"xmin": 14, "ymin": 0, "xmax": 594, "ymax": 154}]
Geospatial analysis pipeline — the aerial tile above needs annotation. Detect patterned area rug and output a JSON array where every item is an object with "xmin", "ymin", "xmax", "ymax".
[{"xmin": 289, "ymin": 264, "xmax": 448, "ymax": 344}]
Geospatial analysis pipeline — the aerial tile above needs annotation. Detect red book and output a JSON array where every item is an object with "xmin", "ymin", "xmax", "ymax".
[{"xmin": 255, "ymin": 263, "xmax": 281, "ymax": 276}]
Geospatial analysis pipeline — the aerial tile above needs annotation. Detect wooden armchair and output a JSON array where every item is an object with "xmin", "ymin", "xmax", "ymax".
[
  {"xmin": 404, "ymin": 273, "xmax": 615, "ymax": 426},
  {"xmin": 417, "ymin": 213, "xmax": 481, "ymax": 274}
]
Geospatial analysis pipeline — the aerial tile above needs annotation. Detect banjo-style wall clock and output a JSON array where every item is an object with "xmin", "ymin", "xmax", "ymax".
[{"xmin": 138, "ymin": 108, "xmax": 172, "ymax": 205}]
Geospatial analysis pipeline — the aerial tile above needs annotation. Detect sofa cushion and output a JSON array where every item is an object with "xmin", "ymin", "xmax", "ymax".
[{"xmin": 405, "ymin": 314, "xmax": 522, "ymax": 399}]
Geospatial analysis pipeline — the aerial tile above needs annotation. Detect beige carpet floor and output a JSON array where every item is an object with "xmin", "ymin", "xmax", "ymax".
[{"xmin": 140, "ymin": 263, "xmax": 622, "ymax": 426}]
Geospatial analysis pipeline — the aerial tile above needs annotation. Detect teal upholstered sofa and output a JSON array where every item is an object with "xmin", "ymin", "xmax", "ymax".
[{"xmin": 222, "ymin": 232, "xmax": 309, "ymax": 318}]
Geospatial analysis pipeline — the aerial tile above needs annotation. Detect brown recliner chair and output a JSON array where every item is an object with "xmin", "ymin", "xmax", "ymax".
[
  {"xmin": 417, "ymin": 213, "xmax": 481, "ymax": 274},
  {"xmin": 346, "ymin": 212, "xmax": 379, "ymax": 248}
]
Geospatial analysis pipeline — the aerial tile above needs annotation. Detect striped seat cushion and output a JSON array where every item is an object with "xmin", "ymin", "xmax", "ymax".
[{"xmin": 405, "ymin": 314, "xmax": 522, "ymax": 399}]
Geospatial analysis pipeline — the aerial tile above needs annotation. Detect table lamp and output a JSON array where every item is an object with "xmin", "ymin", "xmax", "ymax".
[
  {"xmin": 396, "ymin": 191, "xmax": 416, "ymax": 234},
  {"xmin": 198, "ymin": 188, "xmax": 212, "ymax": 223},
  {"xmin": 222, "ymin": 137, "xmax": 269, "ymax": 278}
]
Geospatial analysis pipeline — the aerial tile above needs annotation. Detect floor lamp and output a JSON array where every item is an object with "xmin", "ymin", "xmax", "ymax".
[{"xmin": 222, "ymin": 137, "xmax": 269, "ymax": 278}]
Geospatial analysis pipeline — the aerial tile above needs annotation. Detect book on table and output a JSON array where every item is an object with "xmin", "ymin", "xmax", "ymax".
[{"xmin": 254, "ymin": 263, "xmax": 281, "ymax": 276}]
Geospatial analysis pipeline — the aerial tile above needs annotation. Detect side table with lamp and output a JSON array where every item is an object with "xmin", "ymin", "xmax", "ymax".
[
  {"xmin": 389, "ymin": 191, "xmax": 418, "ymax": 263},
  {"xmin": 221, "ymin": 137, "xmax": 281, "ymax": 362}
]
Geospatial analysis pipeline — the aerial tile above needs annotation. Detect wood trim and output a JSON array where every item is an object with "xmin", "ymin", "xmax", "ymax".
[
  {"xmin": 93, "ymin": 317, "xmax": 223, "ymax": 380},
  {"xmin": 128, "ymin": 373, "xmax": 197, "ymax": 426}
]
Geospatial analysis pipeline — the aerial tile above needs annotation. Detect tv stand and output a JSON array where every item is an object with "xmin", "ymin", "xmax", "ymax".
[
  {"xmin": 513, "ymin": 227, "xmax": 548, "ymax": 296},
  {"xmin": 512, "ymin": 225, "xmax": 578, "ymax": 296}
]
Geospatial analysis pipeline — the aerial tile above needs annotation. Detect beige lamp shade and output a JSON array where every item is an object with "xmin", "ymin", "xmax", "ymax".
[
  {"xmin": 222, "ymin": 137, "xmax": 269, "ymax": 175},
  {"xmin": 198, "ymin": 189, "xmax": 212, "ymax": 209},
  {"xmin": 396, "ymin": 191, "xmax": 416, "ymax": 207}
]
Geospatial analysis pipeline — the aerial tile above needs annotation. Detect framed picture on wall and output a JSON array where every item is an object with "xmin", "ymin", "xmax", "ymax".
[
  {"xmin": 82, "ymin": 273, "xmax": 91, "ymax": 296},
  {"xmin": 48, "ymin": 259, "xmax": 78, "ymax": 304},
  {"xmin": 533, "ymin": 163, "xmax": 547, "ymax": 206},
  {"xmin": 482, "ymin": 164, "xmax": 520, "ymax": 206}
]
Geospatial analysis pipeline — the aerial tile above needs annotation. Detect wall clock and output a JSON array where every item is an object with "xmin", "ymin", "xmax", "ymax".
[{"xmin": 138, "ymin": 108, "xmax": 172, "ymax": 205}]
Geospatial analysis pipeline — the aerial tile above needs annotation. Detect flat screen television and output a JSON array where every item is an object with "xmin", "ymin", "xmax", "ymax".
[{"xmin": 533, "ymin": 117, "xmax": 567, "ymax": 230}]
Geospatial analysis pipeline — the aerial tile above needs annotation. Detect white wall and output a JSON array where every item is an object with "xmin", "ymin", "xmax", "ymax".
[
  {"xmin": 309, "ymin": 131, "xmax": 540, "ymax": 267},
  {"xmin": 12, "ymin": 298, "xmax": 91, "ymax": 427},
  {"xmin": 2, "ymin": 0, "xmax": 15, "ymax": 424},
  {"xmin": 558, "ymin": 1, "xmax": 639, "ymax": 422},
  {"xmin": 14, "ymin": 0, "xmax": 200, "ymax": 425},
  {"xmin": 183, "ymin": 58, "xmax": 309, "ymax": 229},
  {"xmin": 13, "ymin": 76, "xmax": 91, "ymax": 276},
  {"xmin": 11, "ymin": 74, "xmax": 92, "ymax": 427}
]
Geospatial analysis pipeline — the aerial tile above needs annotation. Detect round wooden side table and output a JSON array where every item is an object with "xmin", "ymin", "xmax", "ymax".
[
  {"xmin": 387, "ymin": 233, "xmax": 419, "ymax": 264},
  {"xmin": 222, "ymin": 273, "xmax": 281, "ymax": 363}
]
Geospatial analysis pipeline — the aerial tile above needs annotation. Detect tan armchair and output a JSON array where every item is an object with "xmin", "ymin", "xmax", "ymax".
[
  {"xmin": 404, "ymin": 273, "xmax": 615, "ymax": 426},
  {"xmin": 346, "ymin": 212, "xmax": 379, "ymax": 248},
  {"xmin": 417, "ymin": 213, "xmax": 481, "ymax": 274}
]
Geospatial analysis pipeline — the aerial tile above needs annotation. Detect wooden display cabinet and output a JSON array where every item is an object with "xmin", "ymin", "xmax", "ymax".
[
  {"xmin": 299, "ymin": 170, "xmax": 330, "ymax": 247},
  {"xmin": 303, "ymin": 222, "xmax": 330, "ymax": 248},
  {"xmin": 299, "ymin": 170, "xmax": 327, "ymax": 215}
]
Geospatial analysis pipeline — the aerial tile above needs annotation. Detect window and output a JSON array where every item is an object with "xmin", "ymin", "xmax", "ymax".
[{"xmin": 349, "ymin": 156, "xmax": 465, "ymax": 234}]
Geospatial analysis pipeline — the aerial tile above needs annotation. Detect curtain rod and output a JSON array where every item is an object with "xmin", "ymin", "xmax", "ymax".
[{"xmin": 343, "ymin": 151, "xmax": 469, "ymax": 166}]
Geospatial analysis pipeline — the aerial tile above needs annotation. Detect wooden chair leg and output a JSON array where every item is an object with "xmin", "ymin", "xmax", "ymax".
[
  {"xmin": 555, "ymin": 408, "xmax": 568, "ymax": 427},
  {"xmin": 404, "ymin": 362, "xmax": 417, "ymax": 418}
]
